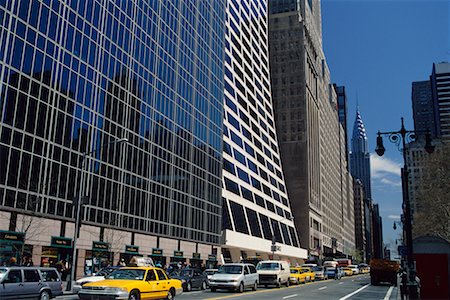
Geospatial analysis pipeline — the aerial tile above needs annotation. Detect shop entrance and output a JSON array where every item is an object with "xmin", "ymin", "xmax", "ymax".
[
  {"xmin": 84, "ymin": 241, "xmax": 112, "ymax": 276},
  {"xmin": 0, "ymin": 230, "xmax": 25, "ymax": 266}
]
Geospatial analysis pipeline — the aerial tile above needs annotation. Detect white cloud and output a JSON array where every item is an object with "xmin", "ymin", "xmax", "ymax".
[
  {"xmin": 370, "ymin": 154, "xmax": 401, "ymax": 178},
  {"xmin": 387, "ymin": 215, "xmax": 401, "ymax": 220},
  {"xmin": 380, "ymin": 178, "xmax": 402, "ymax": 187}
]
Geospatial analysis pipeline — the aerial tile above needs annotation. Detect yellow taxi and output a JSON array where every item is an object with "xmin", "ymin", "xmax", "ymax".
[
  {"xmin": 289, "ymin": 267, "xmax": 315, "ymax": 284},
  {"xmin": 78, "ymin": 267, "xmax": 182, "ymax": 300},
  {"xmin": 342, "ymin": 267, "xmax": 353, "ymax": 276}
]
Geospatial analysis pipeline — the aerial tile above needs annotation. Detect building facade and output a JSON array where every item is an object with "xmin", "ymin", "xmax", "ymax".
[
  {"xmin": 412, "ymin": 80, "xmax": 436, "ymax": 138},
  {"xmin": 221, "ymin": 0, "xmax": 307, "ymax": 264},
  {"xmin": 353, "ymin": 179, "xmax": 366, "ymax": 262},
  {"xmin": 268, "ymin": 0, "xmax": 354, "ymax": 262},
  {"xmin": 0, "ymin": 0, "xmax": 225, "ymax": 276},
  {"xmin": 431, "ymin": 62, "xmax": 450, "ymax": 140}
]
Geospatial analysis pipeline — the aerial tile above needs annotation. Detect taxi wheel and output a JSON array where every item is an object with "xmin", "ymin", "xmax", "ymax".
[
  {"xmin": 129, "ymin": 290, "xmax": 140, "ymax": 300},
  {"xmin": 165, "ymin": 288, "xmax": 175, "ymax": 300},
  {"xmin": 201, "ymin": 281, "xmax": 207, "ymax": 290}
]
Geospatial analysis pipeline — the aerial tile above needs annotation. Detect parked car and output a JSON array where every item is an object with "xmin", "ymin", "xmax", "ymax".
[
  {"xmin": 358, "ymin": 263, "xmax": 369, "ymax": 274},
  {"xmin": 78, "ymin": 267, "xmax": 182, "ymax": 300},
  {"xmin": 169, "ymin": 268, "xmax": 208, "ymax": 292},
  {"xmin": 208, "ymin": 263, "xmax": 258, "ymax": 293},
  {"xmin": 256, "ymin": 260, "xmax": 290, "ymax": 287},
  {"xmin": 0, "ymin": 267, "xmax": 63, "ymax": 299},
  {"xmin": 348, "ymin": 265, "xmax": 360, "ymax": 275},
  {"xmin": 324, "ymin": 267, "xmax": 343, "ymax": 280},
  {"xmin": 73, "ymin": 266, "xmax": 121, "ymax": 293},
  {"xmin": 204, "ymin": 269, "xmax": 218, "ymax": 286},
  {"xmin": 312, "ymin": 266, "xmax": 325, "ymax": 280},
  {"xmin": 343, "ymin": 267, "xmax": 353, "ymax": 276}
]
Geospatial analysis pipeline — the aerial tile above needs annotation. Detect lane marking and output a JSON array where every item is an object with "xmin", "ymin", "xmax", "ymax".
[
  {"xmin": 319, "ymin": 286, "xmax": 327, "ymax": 290},
  {"xmin": 383, "ymin": 286, "xmax": 394, "ymax": 300},
  {"xmin": 283, "ymin": 294, "xmax": 298, "ymax": 299},
  {"xmin": 339, "ymin": 282, "xmax": 343, "ymax": 285},
  {"xmin": 338, "ymin": 283, "xmax": 370, "ymax": 300}
]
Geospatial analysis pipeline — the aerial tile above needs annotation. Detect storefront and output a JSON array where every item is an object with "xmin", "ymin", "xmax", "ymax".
[
  {"xmin": 149, "ymin": 248, "xmax": 166, "ymax": 268},
  {"xmin": 84, "ymin": 241, "xmax": 112, "ymax": 276},
  {"xmin": 189, "ymin": 252, "xmax": 203, "ymax": 268},
  {"xmin": 119, "ymin": 245, "xmax": 141, "ymax": 266},
  {"xmin": 0, "ymin": 230, "xmax": 24, "ymax": 266},
  {"xmin": 40, "ymin": 237, "xmax": 73, "ymax": 279},
  {"xmin": 206, "ymin": 254, "xmax": 218, "ymax": 269},
  {"xmin": 170, "ymin": 250, "xmax": 186, "ymax": 266}
]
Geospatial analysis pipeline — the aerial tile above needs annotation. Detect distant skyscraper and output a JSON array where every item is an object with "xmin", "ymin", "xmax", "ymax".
[
  {"xmin": 353, "ymin": 179, "xmax": 366, "ymax": 262},
  {"xmin": 412, "ymin": 80, "xmax": 436, "ymax": 137},
  {"xmin": 431, "ymin": 62, "xmax": 450, "ymax": 140},
  {"xmin": 335, "ymin": 85, "xmax": 349, "ymax": 168},
  {"xmin": 350, "ymin": 109, "xmax": 372, "ymax": 200},
  {"xmin": 372, "ymin": 203, "xmax": 384, "ymax": 259},
  {"xmin": 220, "ymin": 0, "xmax": 307, "ymax": 263}
]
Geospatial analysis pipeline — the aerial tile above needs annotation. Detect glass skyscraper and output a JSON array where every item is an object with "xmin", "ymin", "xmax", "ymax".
[{"xmin": 0, "ymin": 0, "xmax": 225, "ymax": 273}]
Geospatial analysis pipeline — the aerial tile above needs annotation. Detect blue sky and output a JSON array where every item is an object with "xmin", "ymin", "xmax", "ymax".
[{"xmin": 321, "ymin": 0, "xmax": 450, "ymax": 256}]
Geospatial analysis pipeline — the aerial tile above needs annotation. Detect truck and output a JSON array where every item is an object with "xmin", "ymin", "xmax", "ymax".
[
  {"xmin": 336, "ymin": 258, "xmax": 352, "ymax": 267},
  {"xmin": 369, "ymin": 259, "xmax": 400, "ymax": 286}
]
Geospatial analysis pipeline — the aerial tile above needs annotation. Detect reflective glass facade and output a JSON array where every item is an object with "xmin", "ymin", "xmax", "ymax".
[{"xmin": 0, "ymin": 0, "xmax": 225, "ymax": 244}]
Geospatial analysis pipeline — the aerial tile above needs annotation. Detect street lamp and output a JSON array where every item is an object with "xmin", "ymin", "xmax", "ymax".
[
  {"xmin": 375, "ymin": 118, "xmax": 433, "ymax": 300},
  {"xmin": 68, "ymin": 137, "xmax": 128, "ymax": 290}
]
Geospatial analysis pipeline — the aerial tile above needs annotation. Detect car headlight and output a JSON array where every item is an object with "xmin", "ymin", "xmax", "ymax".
[{"xmin": 104, "ymin": 287, "xmax": 128, "ymax": 293}]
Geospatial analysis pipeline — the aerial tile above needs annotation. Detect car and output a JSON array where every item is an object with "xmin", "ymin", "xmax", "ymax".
[
  {"xmin": 208, "ymin": 263, "xmax": 258, "ymax": 293},
  {"xmin": 0, "ymin": 266, "xmax": 63, "ymax": 299},
  {"xmin": 358, "ymin": 263, "xmax": 369, "ymax": 274},
  {"xmin": 343, "ymin": 267, "xmax": 353, "ymax": 276},
  {"xmin": 169, "ymin": 268, "xmax": 208, "ymax": 292},
  {"xmin": 73, "ymin": 266, "xmax": 121, "ymax": 293},
  {"xmin": 289, "ymin": 267, "xmax": 315, "ymax": 284},
  {"xmin": 204, "ymin": 269, "xmax": 218, "ymax": 286},
  {"xmin": 78, "ymin": 267, "xmax": 182, "ymax": 300},
  {"xmin": 256, "ymin": 260, "xmax": 291, "ymax": 287},
  {"xmin": 348, "ymin": 265, "xmax": 360, "ymax": 275},
  {"xmin": 324, "ymin": 267, "xmax": 343, "ymax": 280},
  {"xmin": 312, "ymin": 266, "xmax": 325, "ymax": 280}
]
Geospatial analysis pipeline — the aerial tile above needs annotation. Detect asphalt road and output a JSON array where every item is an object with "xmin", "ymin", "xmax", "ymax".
[{"xmin": 56, "ymin": 274, "xmax": 398, "ymax": 300}]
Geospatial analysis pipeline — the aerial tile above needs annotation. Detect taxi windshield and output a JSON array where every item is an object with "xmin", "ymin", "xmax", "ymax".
[
  {"xmin": 106, "ymin": 269, "xmax": 145, "ymax": 280},
  {"xmin": 290, "ymin": 269, "xmax": 299, "ymax": 274}
]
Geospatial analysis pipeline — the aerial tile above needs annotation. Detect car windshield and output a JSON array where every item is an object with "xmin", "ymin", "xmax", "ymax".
[
  {"xmin": 180, "ymin": 270, "xmax": 193, "ymax": 277},
  {"xmin": 0, "ymin": 268, "xmax": 6, "ymax": 281},
  {"xmin": 218, "ymin": 265, "xmax": 242, "ymax": 274},
  {"xmin": 106, "ymin": 269, "xmax": 145, "ymax": 280},
  {"xmin": 257, "ymin": 263, "xmax": 280, "ymax": 270},
  {"xmin": 290, "ymin": 269, "xmax": 299, "ymax": 274},
  {"xmin": 312, "ymin": 267, "xmax": 323, "ymax": 271}
]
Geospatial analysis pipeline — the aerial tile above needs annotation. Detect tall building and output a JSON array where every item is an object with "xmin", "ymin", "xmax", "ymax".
[
  {"xmin": 412, "ymin": 80, "xmax": 436, "ymax": 138},
  {"xmin": 335, "ymin": 85, "xmax": 349, "ymax": 166},
  {"xmin": 268, "ymin": 0, "xmax": 354, "ymax": 261},
  {"xmin": 371, "ymin": 203, "xmax": 384, "ymax": 259},
  {"xmin": 0, "ymin": 1, "xmax": 225, "ymax": 275},
  {"xmin": 431, "ymin": 62, "xmax": 450, "ymax": 140},
  {"xmin": 349, "ymin": 109, "xmax": 372, "ymax": 200},
  {"xmin": 353, "ymin": 179, "xmax": 366, "ymax": 262},
  {"xmin": 221, "ymin": 0, "xmax": 307, "ymax": 263}
]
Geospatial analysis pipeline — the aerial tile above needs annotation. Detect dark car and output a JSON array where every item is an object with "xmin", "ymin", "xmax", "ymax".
[{"xmin": 170, "ymin": 268, "xmax": 207, "ymax": 292}]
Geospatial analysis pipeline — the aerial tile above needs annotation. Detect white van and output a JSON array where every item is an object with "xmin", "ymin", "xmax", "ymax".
[{"xmin": 256, "ymin": 260, "xmax": 290, "ymax": 287}]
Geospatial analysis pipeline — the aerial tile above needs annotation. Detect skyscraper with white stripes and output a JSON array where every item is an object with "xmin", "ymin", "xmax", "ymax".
[{"xmin": 220, "ymin": 0, "xmax": 307, "ymax": 263}]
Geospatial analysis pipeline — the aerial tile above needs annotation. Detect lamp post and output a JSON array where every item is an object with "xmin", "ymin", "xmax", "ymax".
[
  {"xmin": 67, "ymin": 137, "xmax": 128, "ymax": 290},
  {"xmin": 375, "ymin": 117, "xmax": 434, "ymax": 300}
]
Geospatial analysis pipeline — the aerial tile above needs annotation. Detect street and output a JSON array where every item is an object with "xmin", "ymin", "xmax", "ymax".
[{"xmin": 56, "ymin": 274, "xmax": 398, "ymax": 300}]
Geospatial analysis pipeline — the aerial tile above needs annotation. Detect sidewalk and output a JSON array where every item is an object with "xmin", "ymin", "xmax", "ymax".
[{"xmin": 62, "ymin": 281, "xmax": 76, "ymax": 295}]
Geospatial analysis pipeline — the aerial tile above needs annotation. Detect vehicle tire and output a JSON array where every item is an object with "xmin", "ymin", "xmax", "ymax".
[
  {"xmin": 201, "ymin": 281, "xmax": 207, "ymax": 290},
  {"xmin": 238, "ymin": 282, "xmax": 244, "ymax": 293},
  {"xmin": 252, "ymin": 281, "xmax": 257, "ymax": 291},
  {"xmin": 40, "ymin": 290, "xmax": 50, "ymax": 300},
  {"xmin": 186, "ymin": 282, "xmax": 192, "ymax": 292},
  {"xmin": 211, "ymin": 287, "xmax": 216, "ymax": 292},
  {"xmin": 165, "ymin": 288, "xmax": 175, "ymax": 300},
  {"xmin": 129, "ymin": 290, "xmax": 140, "ymax": 300}
]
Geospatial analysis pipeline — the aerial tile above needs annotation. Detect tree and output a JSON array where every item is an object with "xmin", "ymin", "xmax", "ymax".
[{"xmin": 413, "ymin": 143, "xmax": 450, "ymax": 242}]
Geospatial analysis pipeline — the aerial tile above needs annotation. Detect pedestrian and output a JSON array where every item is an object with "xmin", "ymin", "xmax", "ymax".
[
  {"xmin": 334, "ymin": 265, "xmax": 339, "ymax": 280},
  {"xmin": 400, "ymin": 269, "xmax": 408, "ymax": 300}
]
